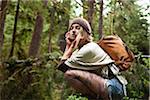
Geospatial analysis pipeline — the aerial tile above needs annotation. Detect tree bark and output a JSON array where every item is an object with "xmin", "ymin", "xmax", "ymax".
[
  {"xmin": 48, "ymin": 7, "xmax": 54, "ymax": 53},
  {"xmin": 29, "ymin": 12, "xmax": 43, "ymax": 57},
  {"xmin": 87, "ymin": 0, "xmax": 95, "ymax": 27},
  {"xmin": 9, "ymin": 0, "xmax": 20, "ymax": 58},
  {"xmin": 43, "ymin": 0, "xmax": 48, "ymax": 7},
  {"xmin": 0, "ymin": 0, "xmax": 8, "ymax": 57},
  {"xmin": 98, "ymin": 0, "xmax": 103, "ymax": 39},
  {"xmin": 81, "ymin": 0, "xmax": 88, "ymax": 19},
  {"xmin": 58, "ymin": 0, "xmax": 70, "ymax": 53}
]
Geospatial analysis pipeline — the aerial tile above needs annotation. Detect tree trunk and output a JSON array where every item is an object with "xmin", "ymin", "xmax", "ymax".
[
  {"xmin": 42, "ymin": 0, "xmax": 52, "ymax": 53},
  {"xmin": 98, "ymin": 0, "xmax": 103, "ymax": 39},
  {"xmin": 87, "ymin": 0, "xmax": 95, "ymax": 27},
  {"xmin": 81, "ymin": 0, "xmax": 88, "ymax": 19},
  {"xmin": 112, "ymin": 0, "xmax": 116, "ymax": 34},
  {"xmin": 62, "ymin": 0, "xmax": 70, "ymax": 30},
  {"xmin": 48, "ymin": 7, "xmax": 54, "ymax": 53},
  {"xmin": 29, "ymin": 13, "xmax": 43, "ymax": 57},
  {"xmin": 9, "ymin": 0, "xmax": 20, "ymax": 58},
  {"xmin": 0, "ymin": 0, "xmax": 8, "ymax": 57},
  {"xmin": 58, "ymin": 0, "xmax": 70, "ymax": 53},
  {"xmin": 81, "ymin": 0, "xmax": 95, "ymax": 30},
  {"xmin": 43, "ymin": 0, "xmax": 48, "ymax": 7}
]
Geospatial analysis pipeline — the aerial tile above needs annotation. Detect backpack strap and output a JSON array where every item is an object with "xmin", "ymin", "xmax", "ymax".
[{"xmin": 108, "ymin": 63, "xmax": 120, "ymax": 75}]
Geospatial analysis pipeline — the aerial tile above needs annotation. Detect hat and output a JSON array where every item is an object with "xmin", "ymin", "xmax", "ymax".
[{"xmin": 69, "ymin": 18, "xmax": 92, "ymax": 34}]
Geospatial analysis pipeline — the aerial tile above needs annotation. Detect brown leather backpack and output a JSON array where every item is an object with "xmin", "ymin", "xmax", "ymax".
[{"xmin": 97, "ymin": 35, "xmax": 135, "ymax": 71}]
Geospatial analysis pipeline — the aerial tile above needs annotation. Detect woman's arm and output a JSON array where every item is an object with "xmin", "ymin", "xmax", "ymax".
[
  {"xmin": 58, "ymin": 32, "xmax": 82, "ymax": 72},
  {"xmin": 57, "ymin": 32, "xmax": 77, "ymax": 72}
]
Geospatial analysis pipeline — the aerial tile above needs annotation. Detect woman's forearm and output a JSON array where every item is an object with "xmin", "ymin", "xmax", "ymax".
[{"xmin": 61, "ymin": 45, "xmax": 73, "ymax": 60}]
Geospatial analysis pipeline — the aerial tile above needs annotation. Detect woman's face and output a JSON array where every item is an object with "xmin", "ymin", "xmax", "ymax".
[{"xmin": 68, "ymin": 24, "xmax": 83, "ymax": 41}]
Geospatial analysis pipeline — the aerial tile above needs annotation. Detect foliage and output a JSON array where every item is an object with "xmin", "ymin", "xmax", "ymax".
[
  {"xmin": 125, "ymin": 57, "xmax": 149, "ymax": 99},
  {"xmin": 67, "ymin": 94, "xmax": 88, "ymax": 100},
  {"xmin": 0, "ymin": 53, "xmax": 70, "ymax": 100}
]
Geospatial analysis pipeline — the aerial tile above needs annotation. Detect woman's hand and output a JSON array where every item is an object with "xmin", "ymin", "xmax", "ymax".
[
  {"xmin": 61, "ymin": 32, "xmax": 82, "ymax": 60},
  {"xmin": 70, "ymin": 33, "xmax": 82, "ymax": 49},
  {"xmin": 65, "ymin": 32, "xmax": 72, "ymax": 46},
  {"xmin": 65, "ymin": 31, "xmax": 81, "ymax": 49}
]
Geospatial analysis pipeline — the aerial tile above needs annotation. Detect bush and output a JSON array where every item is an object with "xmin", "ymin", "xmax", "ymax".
[{"xmin": 0, "ymin": 54, "xmax": 149, "ymax": 100}]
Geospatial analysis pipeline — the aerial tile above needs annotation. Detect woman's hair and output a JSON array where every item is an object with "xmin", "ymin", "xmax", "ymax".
[{"xmin": 81, "ymin": 29, "xmax": 93, "ymax": 42}]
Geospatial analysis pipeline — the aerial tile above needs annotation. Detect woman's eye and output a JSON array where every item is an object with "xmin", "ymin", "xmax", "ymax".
[
  {"xmin": 76, "ymin": 26, "xmax": 80, "ymax": 30},
  {"xmin": 70, "ymin": 26, "xmax": 73, "ymax": 30}
]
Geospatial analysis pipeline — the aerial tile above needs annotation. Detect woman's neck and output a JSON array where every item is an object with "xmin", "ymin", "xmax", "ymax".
[{"xmin": 78, "ymin": 40, "xmax": 90, "ymax": 49}]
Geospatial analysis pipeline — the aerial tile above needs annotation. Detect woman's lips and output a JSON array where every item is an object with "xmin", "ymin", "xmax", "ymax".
[
  {"xmin": 68, "ymin": 38, "xmax": 74, "ymax": 42},
  {"xmin": 69, "ymin": 34, "xmax": 77, "ymax": 40}
]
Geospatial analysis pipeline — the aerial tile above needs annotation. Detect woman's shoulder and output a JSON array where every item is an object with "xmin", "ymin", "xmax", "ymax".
[
  {"xmin": 78, "ymin": 42, "xmax": 98, "ymax": 55},
  {"xmin": 85, "ymin": 42, "xmax": 107, "ymax": 54},
  {"xmin": 86, "ymin": 42, "xmax": 101, "ymax": 49}
]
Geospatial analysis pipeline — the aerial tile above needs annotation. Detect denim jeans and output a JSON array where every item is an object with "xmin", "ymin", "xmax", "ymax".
[{"xmin": 106, "ymin": 77, "xmax": 125, "ymax": 100}]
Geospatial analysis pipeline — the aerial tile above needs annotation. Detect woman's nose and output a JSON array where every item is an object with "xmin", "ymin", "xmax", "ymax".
[
  {"xmin": 72, "ymin": 30, "xmax": 76, "ymax": 34},
  {"xmin": 70, "ymin": 29, "xmax": 76, "ymax": 35}
]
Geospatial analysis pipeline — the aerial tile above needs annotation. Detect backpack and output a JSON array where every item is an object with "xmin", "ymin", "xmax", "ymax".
[{"xmin": 97, "ymin": 35, "xmax": 135, "ymax": 71}]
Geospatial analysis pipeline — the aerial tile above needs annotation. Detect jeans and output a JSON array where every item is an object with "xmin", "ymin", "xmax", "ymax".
[{"xmin": 106, "ymin": 77, "xmax": 125, "ymax": 100}]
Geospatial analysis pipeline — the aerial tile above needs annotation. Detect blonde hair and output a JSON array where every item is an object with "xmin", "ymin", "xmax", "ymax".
[{"xmin": 80, "ymin": 30, "xmax": 93, "ymax": 42}]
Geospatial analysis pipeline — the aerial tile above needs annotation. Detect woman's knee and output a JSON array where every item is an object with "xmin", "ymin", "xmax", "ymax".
[{"xmin": 64, "ymin": 70, "xmax": 77, "ymax": 80}]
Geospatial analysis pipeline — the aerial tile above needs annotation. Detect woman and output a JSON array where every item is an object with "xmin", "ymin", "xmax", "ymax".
[{"xmin": 57, "ymin": 17, "xmax": 127, "ymax": 100}]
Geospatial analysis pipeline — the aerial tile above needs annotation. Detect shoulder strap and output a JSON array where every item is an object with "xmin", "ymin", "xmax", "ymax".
[{"xmin": 108, "ymin": 63, "xmax": 120, "ymax": 75}]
